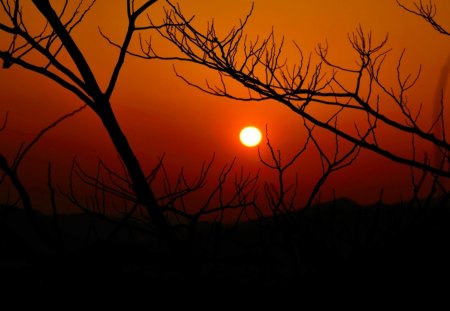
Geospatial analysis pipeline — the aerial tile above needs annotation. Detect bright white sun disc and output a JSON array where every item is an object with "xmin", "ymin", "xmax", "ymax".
[{"xmin": 239, "ymin": 126, "xmax": 262, "ymax": 147}]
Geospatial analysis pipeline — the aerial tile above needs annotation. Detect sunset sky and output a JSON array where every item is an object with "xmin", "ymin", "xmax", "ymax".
[{"xmin": 1, "ymin": 0, "xmax": 449, "ymax": 213}]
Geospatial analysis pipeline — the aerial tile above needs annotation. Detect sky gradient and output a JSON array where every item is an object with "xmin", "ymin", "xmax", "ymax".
[{"xmin": 1, "ymin": 0, "xmax": 449, "ymax": 212}]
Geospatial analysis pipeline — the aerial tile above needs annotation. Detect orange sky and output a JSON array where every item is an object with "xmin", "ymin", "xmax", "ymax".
[{"xmin": 1, "ymin": 0, "xmax": 449, "ymax": 212}]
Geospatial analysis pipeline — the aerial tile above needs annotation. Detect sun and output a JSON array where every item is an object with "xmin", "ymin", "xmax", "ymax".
[{"xmin": 239, "ymin": 126, "xmax": 262, "ymax": 147}]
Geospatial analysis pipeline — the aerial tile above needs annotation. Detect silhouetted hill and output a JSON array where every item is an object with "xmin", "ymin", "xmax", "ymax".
[{"xmin": 1, "ymin": 196, "xmax": 449, "ymax": 289}]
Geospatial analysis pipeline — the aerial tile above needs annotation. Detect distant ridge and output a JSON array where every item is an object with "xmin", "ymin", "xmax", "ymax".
[{"xmin": 1, "ymin": 196, "xmax": 449, "ymax": 287}]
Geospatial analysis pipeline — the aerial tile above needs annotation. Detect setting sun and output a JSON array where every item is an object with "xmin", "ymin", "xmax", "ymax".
[{"xmin": 239, "ymin": 126, "xmax": 262, "ymax": 147}]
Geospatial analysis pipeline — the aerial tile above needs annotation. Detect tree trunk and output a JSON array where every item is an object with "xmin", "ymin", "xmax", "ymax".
[
  {"xmin": 98, "ymin": 104, "xmax": 174, "ymax": 242},
  {"xmin": 31, "ymin": 0, "xmax": 175, "ymax": 244}
]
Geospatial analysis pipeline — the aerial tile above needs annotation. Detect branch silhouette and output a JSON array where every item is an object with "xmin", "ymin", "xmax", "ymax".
[
  {"xmin": 0, "ymin": 105, "xmax": 86, "ymax": 251},
  {"xmin": 397, "ymin": 0, "xmax": 450, "ymax": 36},
  {"xmin": 1, "ymin": 1, "xmax": 449, "ymax": 286},
  {"xmin": 0, "ymin": 0, "xmax": 175, "ymax": 243},
  {"xmin": 135, "ymin": 1, "xmax": 449, "ymax": 179}
]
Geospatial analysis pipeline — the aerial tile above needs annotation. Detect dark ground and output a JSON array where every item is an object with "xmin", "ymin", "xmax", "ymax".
[{"xmin": 1, "ymin": 197, "xmax": 449, "ymax": 291}]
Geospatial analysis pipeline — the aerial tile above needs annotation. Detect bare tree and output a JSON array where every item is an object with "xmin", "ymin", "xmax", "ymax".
[
  {"xmin": 0, "ymin": 107, "xmax": 85, "ymax": 251},
  {"xmin": 0, "ymin": 2, "xmax": 360, "ymax": 267},
  {"xmin": 0, "ymin": 1, "xmax": 448, "ymax": 286},
  {"xmin": 397, "ymin": 0, "xmax": 449, "ymax": 36},
  {"xmin": 135, "ymin": 1, "xmax": 449, "ymax": 181},
  {"xmin": 0, "ymin": 0, "xmax": 177, "ymax": 242},
  {"xmin": 2, "ymin": 1, "xmax": 447, "ymax": 244}
]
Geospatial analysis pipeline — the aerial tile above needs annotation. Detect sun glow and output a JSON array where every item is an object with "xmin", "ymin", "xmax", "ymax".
[{"xmin": 239, "ymin": 126, "xmax": 262, "ymax": 147}]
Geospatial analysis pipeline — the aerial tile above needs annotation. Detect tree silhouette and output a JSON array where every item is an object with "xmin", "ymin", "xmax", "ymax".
[
  {"xmin": 0, "ymin": 0, "xmax": 176, "ymax": 242},
  {"xmin": 1, "ymin": 0, "xmax": 449, "ymax": 286},
  {"xmin": 139, "ymin": 1, "xmax": 449, "ymax": 180},
  {"xmin": 397, "ymin": 0, "xmax": 449, "ymax": 36}
]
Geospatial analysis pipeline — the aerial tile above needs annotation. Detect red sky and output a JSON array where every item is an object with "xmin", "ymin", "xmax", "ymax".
[{"xmin": 1, "ymin": 0, "xmax": 449, "ymax": 213}]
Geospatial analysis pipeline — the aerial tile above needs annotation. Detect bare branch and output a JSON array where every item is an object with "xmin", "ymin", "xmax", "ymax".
[
  {"xmin": 13, "ymin": 104, "xmax": 87, "ymax": 169},
  {"xmin": 397, "ymin": 0, "xmax": 450, "ymax": 36},
  {"xmin": 0, "ymin": 111, "xmax": 8, "ymax": 131},
  {"xmin": 141, "ymin": 3, "xmax": 449, "ymax": 178}
]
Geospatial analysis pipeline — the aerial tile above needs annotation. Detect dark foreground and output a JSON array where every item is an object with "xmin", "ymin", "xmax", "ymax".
[{"xmin": 1, "ymin": 197, "xmax": 449, "ymax": 291}]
